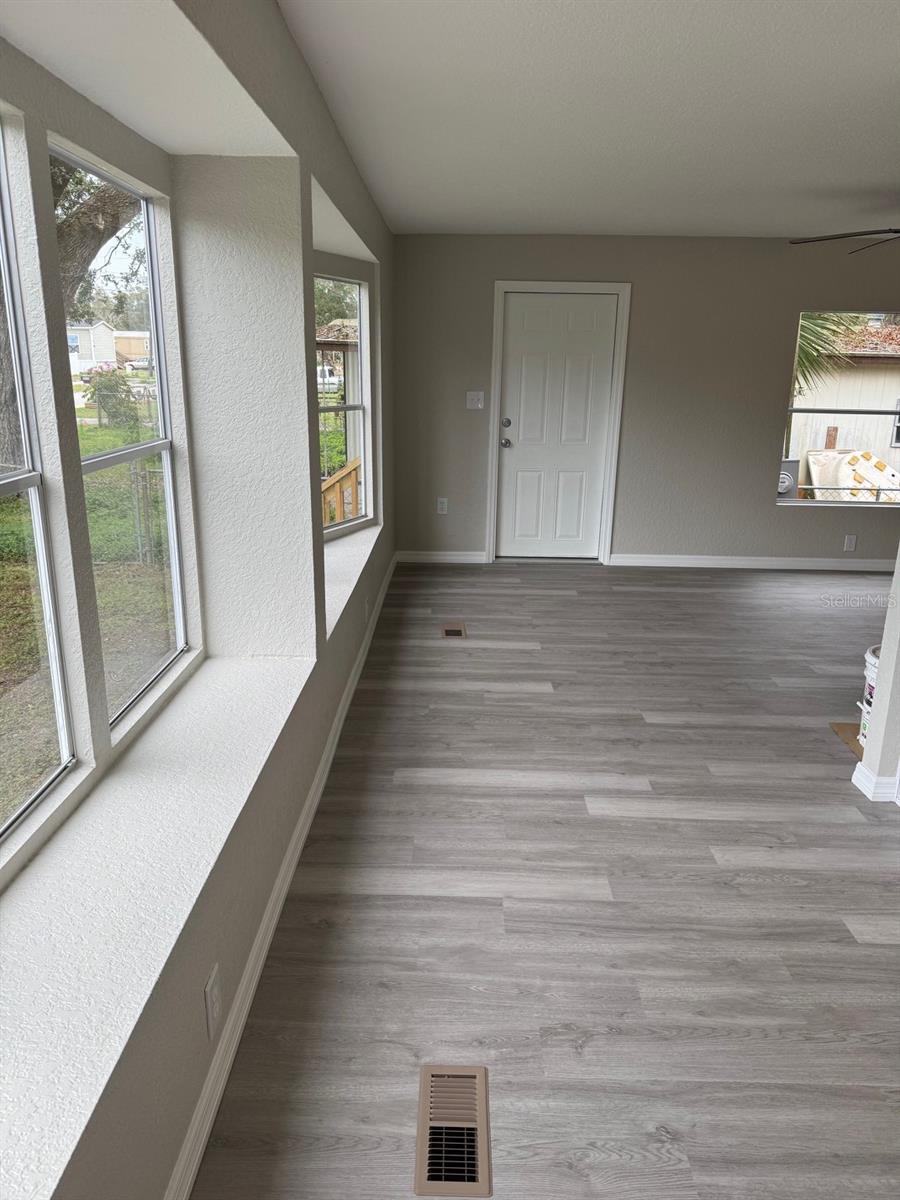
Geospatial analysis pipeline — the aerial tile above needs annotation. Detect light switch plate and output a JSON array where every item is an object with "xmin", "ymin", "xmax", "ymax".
[
  {"xmin": 466, "ymin": 390, "xmax": 485, "ymax": 410},
  {"xmin": 437, "ymin": 497, "xmax": 448, "ymax": 514}
]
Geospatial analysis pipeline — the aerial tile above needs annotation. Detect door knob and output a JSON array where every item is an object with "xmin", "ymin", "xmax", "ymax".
[
  {"xmin": 501, "ymin": 417, "xmax": 512, "ymax": 428},
  {"xmin": 500, "ymin": 438, "xmax": 512, "ymax": 448}
]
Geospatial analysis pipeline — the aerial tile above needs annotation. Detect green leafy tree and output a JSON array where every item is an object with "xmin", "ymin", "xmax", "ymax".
[
  {"xmin": 86, "ymin": 370, "xmax": 141, "ymax": 436},
  {"xmin": 313, "ymin": 277, "xmax": 358, "ymax": 328},
  {"xmin": 1, "ymin": 161, "xmax": 141, "ymax": 469}
]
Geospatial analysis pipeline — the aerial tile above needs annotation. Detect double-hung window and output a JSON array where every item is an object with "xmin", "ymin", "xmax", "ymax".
[
  {"xmin": 0, "ymin": 145, "xmax": 71, "ymax": 833},
  {"xmin": 315, "ymin": 276, "xmax": 370, "ymax": 529},
  {"xmin": 51, "ymin": 151, "xmax": 186, "ymax": 720},
  {"xmin": 780, "ymin": 311, "xmax": 900, "ymax": 505}
]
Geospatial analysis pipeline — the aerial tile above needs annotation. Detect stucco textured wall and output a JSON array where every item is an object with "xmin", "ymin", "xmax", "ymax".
[
  {"xmin": 1, "ymin": 4, "xmax": 396, "ymax": 1198},
  {"xmin": 172, "ymin": 155, "xmax": 318, "ymax": 657},
  {"xmin": 394, "ymin": 235, "xmax": 900, "ymax": 560}
]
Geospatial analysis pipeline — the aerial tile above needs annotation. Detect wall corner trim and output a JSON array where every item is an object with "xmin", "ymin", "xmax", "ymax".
[
  {"xmin": 851, "ymin": 760, "xmax": 900, "ymax": 804},
  {"xmin": 606, "ymin": 554, "xmax": 896, "ymax": 572},
  {"xmin": 396, "ymin": 550, "xmax": 489, "ymax": 564},
  {"xmin": 163, "ymin": 552, "xmax": 398, "ymax": 1200}
]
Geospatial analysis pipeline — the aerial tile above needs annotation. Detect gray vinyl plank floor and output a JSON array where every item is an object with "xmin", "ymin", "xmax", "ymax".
[{"xmin": 189, "ymin": 563, "xmax": 900, "ymax": 1200}]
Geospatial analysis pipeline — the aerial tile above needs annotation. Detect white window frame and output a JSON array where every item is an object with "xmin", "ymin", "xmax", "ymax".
[
  {"xmin": 50, "ymin": 145, "xmax": 188, "ymax": 722},
  {"xmin": 0, "ymin": 117, "xmax": 201, "ymax": 870},
  {"xmin": 316, "ymin": 273, "xmax": 373, "ymax": 537},
  {"xmin": 779, "ymin": 312, "xmax": 900, "ymax": 507},
  {"xmin": 313, "ymin": 253, "xmax": 380, "ymax": 543},
  {"xmin": 0, "ymin": 131, "xmax": 73, "ymax": 838}
]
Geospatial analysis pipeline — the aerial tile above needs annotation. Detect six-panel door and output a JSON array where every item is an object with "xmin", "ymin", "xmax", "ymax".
[{"xmin": 496, "ymin": 291, "xmax": 619, "ymax": 557}]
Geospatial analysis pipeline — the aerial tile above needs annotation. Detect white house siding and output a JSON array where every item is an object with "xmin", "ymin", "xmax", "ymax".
[
  {"xmin": 790, "ymin": 356, "xmax": 900, "ymax": 480},
  {"xmin": 90, "ymin": 323, "xmax": 116, "ymax": 365}
]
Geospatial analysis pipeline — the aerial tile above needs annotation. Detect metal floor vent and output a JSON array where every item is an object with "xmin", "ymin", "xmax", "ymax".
[
  {"xmin": 415, "ymin": 1065, "xmax": 491, "ymax": 1197},
  {"xmin": 441, "ymin": 623, "xmax": 467, "ymax": 639}
]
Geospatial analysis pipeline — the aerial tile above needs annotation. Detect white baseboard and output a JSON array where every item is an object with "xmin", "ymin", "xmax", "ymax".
[
  {"xmin": 164, "ymin": 552, "xmax": 397, "ymax": 1200},
  {"xmin": 852, "ymin": 760, "xmax": 900, "ymax": 804},
  {"xmin": 396, "ymin": 550, "xmax": 488, "ymax": 564},
  {"xmin": 606, "ymin": 553, "xmax": 894, "ymax": 571}
]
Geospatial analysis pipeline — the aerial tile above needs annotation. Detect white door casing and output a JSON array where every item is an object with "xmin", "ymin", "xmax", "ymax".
[{"xmin": 493, "ymin": 288, "xmax": 625, "ymax": 558}]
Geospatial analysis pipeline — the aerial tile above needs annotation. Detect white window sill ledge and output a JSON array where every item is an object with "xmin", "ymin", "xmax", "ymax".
[
  {"xmin": 324, "ymin": 523, "xmax": 382, "ymax": 635},
  {"xmin": 0, "ymin": 653, "xmax": 315, "ymax": 1200}
]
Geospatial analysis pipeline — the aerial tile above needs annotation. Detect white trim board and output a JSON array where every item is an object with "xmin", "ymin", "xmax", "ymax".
[
  {"xmin": 485, "ymin": 280, "xmax": 631, "ymax": 566},
  {"xmin": 852, "ymin": 761, "xmax": 900, "ymax": 804},
  {"xmin": 164, "ymin": 552, "xmax": 397, "ymax": 1200},
  {"xmin": 607, "ymin": 554, "xmax": 895, "ymax": 572},
  {"xmin": 396, "ymin": 550, "xmax": 488, "ymax": 564}
]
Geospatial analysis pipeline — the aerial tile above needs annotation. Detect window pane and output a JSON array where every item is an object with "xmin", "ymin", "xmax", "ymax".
[
  {"xmin": 783, "ymin": 312, "xmax": 900, "ymax": 503},
  {"xmin": 315, "ymin": 277, "xmax": 365, "ymax": 528},
  {"xmin": 0, "ymin": 492, "xmax": 63, "ymax": 826},
  {"xmin": 320, "ymin": 407, "xmax": 365, "ymax": 526},
  {"xmin": 51, "ymin": 155, "xmax": 161, "ymax": 458},
  {"xmin": 83, "ymin": 453, "xmax": 177, "ymax": 717},
  {"xmin": 0, "ymin": 230, "xmax": 25, "ymax": 476}
]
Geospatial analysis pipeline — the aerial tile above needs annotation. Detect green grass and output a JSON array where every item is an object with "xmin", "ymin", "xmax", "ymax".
[
  {"xmin": 1, "ymin": 459, "xmax": 175, "ymax": 816},
  {"xmin": 76, "ymin": 422, "xmax": 159, "ymax": 457},
  {"xmin": 0, "ymin": 500, "xmax": 59, "ymax": 823}
]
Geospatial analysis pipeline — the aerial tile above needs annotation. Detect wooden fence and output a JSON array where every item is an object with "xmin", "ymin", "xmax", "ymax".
[{"xmin": 321, "ymin": 457, "xmax": 362, "ymax": 526}]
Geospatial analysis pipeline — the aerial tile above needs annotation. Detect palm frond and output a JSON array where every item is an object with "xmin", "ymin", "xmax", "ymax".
[{"xmin": 793, "ymin": 311, "xmax": 865, "ymax": 396}]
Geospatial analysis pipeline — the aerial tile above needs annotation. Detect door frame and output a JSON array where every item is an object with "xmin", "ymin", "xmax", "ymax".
[{"xmin": 485, "ymin": 280, "xmax": 631, "ymax": 563}]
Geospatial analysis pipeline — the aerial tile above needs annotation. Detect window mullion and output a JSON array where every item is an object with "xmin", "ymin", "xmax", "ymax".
[
  {"xmin": 0, "ymin": 468, "xmax": 41, "ymax": 496},
  {"xmin": 10, "ymin": 113, "xmax": 112, "ymax": 762},
  {"xmin": 80, "ymin": 436, "xmax": 171, "ymax": 475},
  {"xmin": 27, "ymin": 486, "xmax": 73, "ymax": 764}
]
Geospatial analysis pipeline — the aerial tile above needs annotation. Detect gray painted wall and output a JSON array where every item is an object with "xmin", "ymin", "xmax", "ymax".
[{"xmin": 394, "ymin": 235, "xmax": 900, "ymax": 560}]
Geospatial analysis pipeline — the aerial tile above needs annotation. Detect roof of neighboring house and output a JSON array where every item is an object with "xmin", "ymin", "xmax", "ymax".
[
  {"xmin": 66, "ymin": 320, "xmax": 115, "ymax": 331},
  {"xmin": 833, "ymin": 323, "xmax": 900, "ymax": 357},
  {"xmin": 315, "ymin": 318, "xmax": 359, "ymax": 345}
]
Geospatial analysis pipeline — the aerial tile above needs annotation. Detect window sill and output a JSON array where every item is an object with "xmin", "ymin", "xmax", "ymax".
[
  {"xmin": 322, "ymin": 512, "xmax": 375, "ymax": 543},
  {"xmin": 323, "ymin": 522, "xmax": 382, "ymax": 636},
  {"xmin": 0, "ymin": 653, "xmax": 315, "ymax": 1200},
  {"xmin": 0, "ymin": 646, "xmax": 205, "ymax": 889},
  {"xmin": 776, "ymin": 499, "xmax": 900, "ymax": 508}
]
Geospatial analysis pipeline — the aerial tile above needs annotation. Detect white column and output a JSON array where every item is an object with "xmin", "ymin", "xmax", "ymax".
[
  {"xmin": 172, "ymin": 156, "xmax": 319, "ymax": 658},
  {"xmin": 853, "ymin": 541, "xmax": 900, "ymax": 802}
]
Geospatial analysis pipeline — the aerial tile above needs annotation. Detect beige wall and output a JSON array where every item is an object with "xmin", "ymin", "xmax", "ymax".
[{"xmin": 395, "ymin": 236, "xmax": 900, "ymax": 560}]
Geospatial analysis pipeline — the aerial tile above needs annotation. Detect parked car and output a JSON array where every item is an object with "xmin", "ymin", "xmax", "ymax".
[
  {"xmin": 125, "ymin": 358, "xmax": 151, "ymax": 373},
  {"xmin": 317, "ymin": 364, "xmax": 342, "ymax": 393}
]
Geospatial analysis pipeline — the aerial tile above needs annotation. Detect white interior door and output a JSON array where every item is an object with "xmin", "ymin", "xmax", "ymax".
[{"xmin": 496, "ymin": 291, "xmax": 619, "ymax": 558}]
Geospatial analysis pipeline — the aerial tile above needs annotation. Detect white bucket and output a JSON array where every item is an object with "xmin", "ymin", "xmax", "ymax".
[{"xmin": 858, "ymin": 645, "xmax": 880, "ymax": 746}]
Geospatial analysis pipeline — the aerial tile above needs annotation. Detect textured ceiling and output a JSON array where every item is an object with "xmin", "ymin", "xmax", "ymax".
[{"xmin": 279, "ymin": 0, "xmax": 900, "ymax": 237}]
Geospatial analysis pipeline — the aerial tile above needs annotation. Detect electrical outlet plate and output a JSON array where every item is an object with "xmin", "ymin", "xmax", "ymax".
[
  {"xmin": 204, "ymin": 963, "xmax": 223, "ymax": 1041},
  {"xmin": 844, "ymin": 534, "xmax": 857, "ymax": 552},
  {"xmin": 466, "ymin": 390, "xmax": 485, "ymax": 410}
]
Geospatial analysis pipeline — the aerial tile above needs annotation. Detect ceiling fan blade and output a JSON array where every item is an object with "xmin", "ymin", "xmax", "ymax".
[
  {"xmin": 789, "ymin": 228, "xmax": 900, "ymax": 245},
  {"xmin": 847, "ymin": 233, "xmax": 900, "ymax": 254}
]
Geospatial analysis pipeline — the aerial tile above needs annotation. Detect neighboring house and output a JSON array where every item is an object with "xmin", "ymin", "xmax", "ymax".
[
  {"xmin": 113, "ymin": 330, "xmax": 151, "ymax": 364},
  {"xmin": 66, "ymin": 320, "xmax": 116, "ymax": 373},
  {"xmin": 790, "ymin": 325, "xmax": 900, "ymax": 487},
  {"xmin": 65, "ymin": 322, "xmax": 150, "ymax": 374}
]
